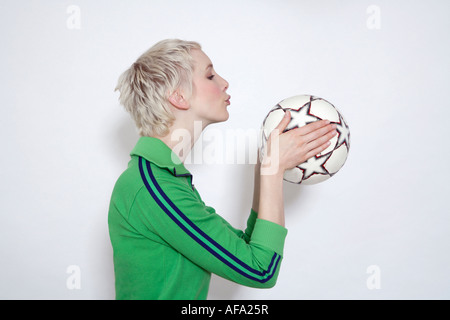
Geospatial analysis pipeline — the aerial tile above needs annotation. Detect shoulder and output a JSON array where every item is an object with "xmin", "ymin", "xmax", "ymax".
[
  {"xmin": 111, "ymin": 158, "xmax": 143, "ymax": 199},
  {"xmin": 110, "ymin": 155, "xmax": 201, "ymax": 219},
  {"xmin": 138, "ymin": 158, "xmax": 196, "ymax": 202},
  {"xmin": 114, "ymin": 156, "xmax": 194, "ymax": 200}
]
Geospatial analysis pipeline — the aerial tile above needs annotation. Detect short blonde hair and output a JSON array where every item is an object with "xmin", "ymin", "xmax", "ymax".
[{"xmin": 115, "ymin": 39, "xmax": 201, "ymax": 137}]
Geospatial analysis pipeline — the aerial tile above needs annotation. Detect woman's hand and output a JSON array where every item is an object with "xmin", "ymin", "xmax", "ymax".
[{"xmin": 262, "ymin": 110, "xmax": 337, "ymax": 175}]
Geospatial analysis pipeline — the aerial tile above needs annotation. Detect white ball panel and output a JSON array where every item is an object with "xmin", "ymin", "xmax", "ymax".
[
  {"xmin": 301, "ymin": 173, "xmax": 331, "ymax": 185},
  {"xmin": 284, "ymin": 167, "xmax": 303, "ymax": 184},
  {"xmin": 279, "ymin": 95, "xmax": 311, "ymax": 109},
  {"xmin": 324, "ymin": 144, "xmax": 348, "ymax": 174},
  {"xmin": 309, "ymin": 99, "xmax": 340, "ymax": 122}
]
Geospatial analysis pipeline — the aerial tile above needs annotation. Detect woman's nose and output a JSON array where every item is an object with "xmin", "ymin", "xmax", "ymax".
[{"xmin": 222, "ymin": 77, "xmax": 229, "ymax": 91}]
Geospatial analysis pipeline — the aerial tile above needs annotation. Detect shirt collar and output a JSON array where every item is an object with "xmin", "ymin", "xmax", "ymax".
[{"xmin": 130, "ymin": 137, "xmax": 191, "ymax": 177}]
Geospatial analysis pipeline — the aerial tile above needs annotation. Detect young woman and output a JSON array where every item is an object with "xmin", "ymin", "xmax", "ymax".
[{"xmin": 108, "ymin": 39, "xmax": 337, "ymax": 299}]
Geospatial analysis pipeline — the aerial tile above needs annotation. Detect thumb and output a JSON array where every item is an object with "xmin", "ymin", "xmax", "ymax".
[{"xmin": 274, "ymin": 110, "xmax": 291, "ymax": 134}]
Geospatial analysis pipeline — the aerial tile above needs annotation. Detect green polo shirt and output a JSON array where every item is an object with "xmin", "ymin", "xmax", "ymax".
[{"xmin": 108, "ymin": 137, "xmax": 288, "ymax": 300}]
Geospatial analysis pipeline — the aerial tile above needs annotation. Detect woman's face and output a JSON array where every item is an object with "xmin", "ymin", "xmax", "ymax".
[{"xmin": 188, "ymin": 49, "xmax": 230, "ymax": 127}]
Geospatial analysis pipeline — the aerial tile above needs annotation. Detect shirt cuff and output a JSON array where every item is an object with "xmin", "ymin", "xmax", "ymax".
[{"xmin": 250, "ymin": 218, "xmax": 288, "ymax": 256}]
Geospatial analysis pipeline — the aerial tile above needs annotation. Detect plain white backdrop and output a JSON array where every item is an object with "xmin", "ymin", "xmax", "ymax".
[{"xmin": 1, "ymin": 0, "xmax": 449, "ymax": 299}]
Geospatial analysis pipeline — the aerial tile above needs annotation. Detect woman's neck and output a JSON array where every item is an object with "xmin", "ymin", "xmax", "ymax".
[{"xmin": 155, "ymin": 120, "xmax": 206, "ymax": 163}]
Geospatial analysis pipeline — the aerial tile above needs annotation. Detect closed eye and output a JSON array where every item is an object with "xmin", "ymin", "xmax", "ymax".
[{"xmin": 207, "ymin": 75, "xmax": 215, "ymax": 80}]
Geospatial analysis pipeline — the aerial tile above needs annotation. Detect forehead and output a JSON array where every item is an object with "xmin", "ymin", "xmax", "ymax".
[{"xmin": 191, "ymin": 49, "xmax": 213, "ymax": 71}]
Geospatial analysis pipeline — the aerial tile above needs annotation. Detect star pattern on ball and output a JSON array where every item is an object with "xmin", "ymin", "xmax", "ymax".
[
  {"xmin": 298, "ymin": 152, "xmax": 332, "ymax": 180},
  {"xmin": 286, "ymin": 103, "xmax": 321, "ymax": 131},
  {"xmin": 335, "ymin": 113, "xmax": 350, "ymax": 149}
]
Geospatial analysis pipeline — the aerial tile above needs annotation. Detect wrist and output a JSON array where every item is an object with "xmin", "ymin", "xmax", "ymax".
[
  {"xmin": 260, "ymin": 156, "xmax": 285, "ymax": 178},
  {"xmin": 252, "ymin": 164, "xmax": 261, "ymax": 212},
  {"xmin": 258, "ymin": 169, "xmax": 285, "ymax": 227},
  {"xmin": 260, "ymin": 170, "xmax": 284, "ymax": 183}
]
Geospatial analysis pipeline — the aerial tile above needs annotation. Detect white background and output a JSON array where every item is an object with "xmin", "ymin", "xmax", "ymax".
[{"xmin": 1, "ymin": 0, "xmax": 449, "ymax": 299}]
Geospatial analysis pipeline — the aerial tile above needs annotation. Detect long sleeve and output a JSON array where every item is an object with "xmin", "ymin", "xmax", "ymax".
[
  {"xmin": 130, "ymin": 158, "xmax": 288, "ymax": 288},
  {"xmin": 203, "ymin": 206, "xmax": 258, "ymax": 244}
]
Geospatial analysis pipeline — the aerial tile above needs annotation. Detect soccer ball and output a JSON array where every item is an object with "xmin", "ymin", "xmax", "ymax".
[{"xmin": 260, "ymin": 94, "xmax": 350, "ymax": 185}]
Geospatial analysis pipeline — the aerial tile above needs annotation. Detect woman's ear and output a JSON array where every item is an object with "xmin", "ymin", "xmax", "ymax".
[{"xmin": 168, "ymin": 90, "xmax": 190, "ymax": 110}]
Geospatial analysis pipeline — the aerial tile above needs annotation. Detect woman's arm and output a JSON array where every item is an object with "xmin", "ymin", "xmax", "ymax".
[
  {"xmin": 257, "ymin": 111, "xmax": 337, "ymax": 227},
  {"xmin": 252, "ymin": 160, "xmax": 261, "ymax": 213}
]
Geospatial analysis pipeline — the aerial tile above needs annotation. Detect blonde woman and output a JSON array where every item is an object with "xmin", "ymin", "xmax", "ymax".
[{"xmin": 108, "ymin": 39, "xmax": 337, "ymax": 299}]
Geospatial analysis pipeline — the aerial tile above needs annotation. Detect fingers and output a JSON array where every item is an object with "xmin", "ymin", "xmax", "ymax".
[
  {"xmin": 304, "ymin": 128, "xmax": 337, "ymax": 158},
  {"xmin": 273, "ymin": 110, "xmax": 292, "ymax": 134},
  {"xmin": 304, "ymin": 140, "xmax": 332, "ymax": 160},
  {"xmin": 290, "ymin": 121, "xmax": 337, "ymax": 162},
  {"xmin": 303, "ymin": 122, "xmax": 337, "ymax": 143},
  {"xmin": 268, "ymin": 113, "xmax": 339, "ymax": 169},
  {"xmin": 296, "ymin": 119, "xmax": 331, "ymax": 135}
]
